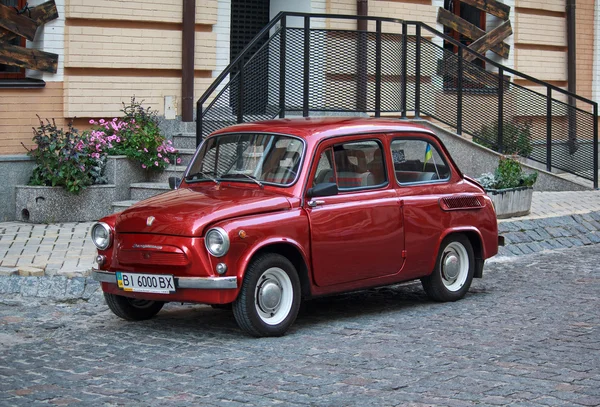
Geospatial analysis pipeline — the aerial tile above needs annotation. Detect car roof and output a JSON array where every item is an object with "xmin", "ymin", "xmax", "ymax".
[{"xmin": 210, "ymin": 117, "xmax": 434, "ymax": 142}]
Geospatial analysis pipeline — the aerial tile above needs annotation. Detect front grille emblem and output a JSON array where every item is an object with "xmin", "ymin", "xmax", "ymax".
[{"xmin": 146, "ymin": 216, "xmax": 155, "ymax": 226}]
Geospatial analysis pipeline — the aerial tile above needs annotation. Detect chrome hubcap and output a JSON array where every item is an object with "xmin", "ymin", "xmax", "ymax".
[
  {"xmin": 258, "ymin": 280, "xmax": 282, "ymax": 313},
  {"xmin": 254, "ymin": 267, "xmax": 294, "ymax": 326},
  {"xmin": 442, "ymin": 252, "xmax": 460, "ymax": 282},
  {"xmin": 440, "ymin": 241, "xmax": 469, "ymax": 292}
]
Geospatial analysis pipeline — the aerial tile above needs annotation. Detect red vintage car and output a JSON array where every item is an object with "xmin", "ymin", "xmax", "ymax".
[{"xmin": 91, "ymin": 117, "xmax": 500, "ymax": 337}]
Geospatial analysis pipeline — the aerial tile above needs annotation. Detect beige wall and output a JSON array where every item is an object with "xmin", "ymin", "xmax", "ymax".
[
  {"xmin": 66, "ymin": 0, "xmax": 218, "ymax": 25},
  {"xmin": 61, "ymin": 0, "xmax": 220, "ymax": 119},
  {"xmin": 65, "ymin": 27, "xmax": 217, "ymax": 71},
  {"xmin": 515, "ymin": 13, "xmax": 566, "ymax": 47},
  {"xmin": 64, "ymin": 76, "xmax": 214, "ymax": 118},
  {"xmin": 576, "ymin": 0, "xmax": 595, "ymax": 101},
  {"xmin": 0, "ymin": 83, "xmax": 65, "ymax": 155}
]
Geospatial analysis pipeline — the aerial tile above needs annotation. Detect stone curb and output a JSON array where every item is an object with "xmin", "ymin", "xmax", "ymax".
[
  {"xmin": 498, "ymin": 210, "xmax": 600, "ymax": 257},
  {"xmin": 2, "ymin": 210, "xmax": 600, "ymax": 300},
  {"xmin": 0, "ymin": 276, "xmax": 101, "ymax": 302}
]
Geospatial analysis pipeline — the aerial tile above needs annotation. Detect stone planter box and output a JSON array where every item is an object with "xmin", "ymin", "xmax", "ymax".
[
  {"xmin": 485, "ymin": 186, "xmax": 533, "ymax": 219},
  {"xmin": 15, "ymin": 185, "xmax": 116, "ymax": 223}
]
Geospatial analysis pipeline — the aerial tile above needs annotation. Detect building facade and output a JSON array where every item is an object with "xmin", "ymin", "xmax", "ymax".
[{"xmin": 0, "ymin": 0, "xmax": 598, "ymax": 219}]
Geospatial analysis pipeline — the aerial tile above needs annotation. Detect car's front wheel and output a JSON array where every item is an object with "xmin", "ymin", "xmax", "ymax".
[
  {"xmin": 104, "ymin": 293, "xmax": 165, "ymax": 321},
  {"xmin": 233, "ymin": 253, "xmax": 301, "ymax": 337},
  {"xmin": 421, "ymin": 234, "xmax": 474, "ymax": 302}
]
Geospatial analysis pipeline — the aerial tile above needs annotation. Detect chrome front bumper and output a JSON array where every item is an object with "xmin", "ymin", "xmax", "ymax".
[{"xmin": 92, "ymin": 270, "xmax": 238, "ymax": 290}]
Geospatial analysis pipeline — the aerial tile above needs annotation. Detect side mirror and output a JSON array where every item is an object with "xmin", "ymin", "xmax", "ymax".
[
  {"xmin": 307, "ymin": 182, "xmax": 338, "ymax": 198},
  {"xmin": 168, "ymin": 176, "xmax": 182, "ymax": 190}
]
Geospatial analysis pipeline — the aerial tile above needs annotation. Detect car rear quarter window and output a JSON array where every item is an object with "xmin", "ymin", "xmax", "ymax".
[{"xmin": 391, "ymin": 139, "xmax": 450, "ymax": 184}]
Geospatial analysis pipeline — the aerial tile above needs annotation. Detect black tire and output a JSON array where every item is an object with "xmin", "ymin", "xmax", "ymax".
[
  {"xmin": 233, "ymin": 253, "xmax": 301, "ymax": 337},
  {"xmin": 210, "ymin": 303, "xmax": 233, "ymax": 310},
  {"xmin": 421, "ymin": 234, "xmax": 475, "ymax": 302},
  {"xmin": 104, "ymin": 293, "xmax": 165, "ymax": 321}
]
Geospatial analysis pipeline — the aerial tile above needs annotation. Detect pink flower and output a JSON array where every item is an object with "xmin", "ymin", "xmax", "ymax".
[
  {"xmin": 176, "ymin": 157, "xmax": 182, "ymax": 164},
  {"xmin": 116, "ymin": 138, "xmax": 121, "ymax": 142},
  {"xmin": 154, "ymin": 161, "xmax": 159, "ymax": 166},
  {"xmin": 163, "ymin": 158, "xmax": 169, "ymax": 163},
  {"xmin": 143, "ymin": 148, "xmax": 148, "ymax": 153},
  {"xmin": 89, "ymin": 119, "xmax": 95, "ymax": 124},
  {"xmin": 142, "ymin": 164, "xmax": 146, "ymax": 169},
  {"xmin": 113, "ymin": 118, "xmax": 117, "ymax": 122},
  {"xmin": 157, "ymin": 153, "xmax": 162, "ymax": 158},
  {"xmin": 99, "ymin": 119, "xmax": 105, "ymax": 124}
]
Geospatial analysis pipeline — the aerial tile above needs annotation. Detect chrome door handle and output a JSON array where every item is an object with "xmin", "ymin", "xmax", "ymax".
[{"xmin": 308, "ymin": 199, "xmax": 325, "ymax": 207}]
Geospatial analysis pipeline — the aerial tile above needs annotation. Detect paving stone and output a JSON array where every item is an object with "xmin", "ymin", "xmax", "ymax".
[
  {"xmin": 17, "ymin": 266, "xmax": 45, "ymax": 277},
  {"xmin": 515, "ymin": 243, "xmax": 534, "ymax": 255},
  {"xmin": 37, "ymin": 277, "xmax": 67, "ymax": 299},
  {"xmin": 19, "ymin": 277, "xmax": 39, "ymax": 296},
  {"xmin": 0, "ymin": 266, "xmax": 18, "ymax": 276}
]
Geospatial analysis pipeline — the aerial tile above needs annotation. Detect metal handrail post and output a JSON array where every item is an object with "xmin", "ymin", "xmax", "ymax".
[
  {"xmin": 375, "ymin": 20, "xmax": 382, "ymax": 117},
  {"xmin": 196, "ymin": 103, "xmax": 202, "ymax": 147},
  {"xmin": 237, "ymin": 60, "xmax": 244, "ymax": 124},
  {"xmin": 415, "ymin": 24, "xmax": 421, "ymax": 118},
  {"xmin": 279, "ymin": 15, "xmax": 287, "ymax": 118},
  {"xmin": 401, "ymin": 22, "xmax": 408, "ymax": 118},
  {"xmin": 303, "ymin": 16, "xmax": 310, "ymax": 117},
  {"xmin": 594, "ymin": 102, "xmax": 599, "ymax": 189},
  {"xmin": 546, "ymin": 88, "xmax": 552, "ymax": 171},
  {"xmin": 498, "ymin": 67, "xmax": 504, "ymax": 154},
  {"xmin": 456, "ymin": 48, "xmax": 463, "ymax": 136}
]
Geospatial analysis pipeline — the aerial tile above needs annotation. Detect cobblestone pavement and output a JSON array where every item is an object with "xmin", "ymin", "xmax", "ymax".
[{"xmin": 1, "ymin": 245, "xmax": 599, "ymax": 406}]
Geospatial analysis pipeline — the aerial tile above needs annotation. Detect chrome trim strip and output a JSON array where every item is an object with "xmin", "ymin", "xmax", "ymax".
[
  {"xmin": 91, "ymin": 270, "xmax": 238, "ymax": 290},
  {"xmin": 92, "ymin": 270, "xmax": 116, "ymax": 283},
  {"xmin": 177, "ymin": 276, "xmax": 238, "ymax": 289}
]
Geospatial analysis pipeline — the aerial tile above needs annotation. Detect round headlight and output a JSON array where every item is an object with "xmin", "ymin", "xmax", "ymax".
[
  {"xmin": 91, "ymin": 222, "xmax": 112, "ymax": 250},
  {"xmin": 205, "ymin": 227, "xmax": 230, "ymax": 257}
]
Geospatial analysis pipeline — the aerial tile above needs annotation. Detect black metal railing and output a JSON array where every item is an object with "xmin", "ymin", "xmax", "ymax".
[{"xmin": 196, "ymin": 12, "xmax": 599, "ymax": 188}]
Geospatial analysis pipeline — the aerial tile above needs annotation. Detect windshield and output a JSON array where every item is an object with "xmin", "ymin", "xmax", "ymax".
[{"xmin": 185, "ymin": 133, "xmax": 304, "ymax": 186}]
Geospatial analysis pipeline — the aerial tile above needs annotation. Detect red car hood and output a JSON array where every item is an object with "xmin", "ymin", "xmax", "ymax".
[{"xmin": 116, "ymin": 186, "xmax": 292, "ymax": 236}]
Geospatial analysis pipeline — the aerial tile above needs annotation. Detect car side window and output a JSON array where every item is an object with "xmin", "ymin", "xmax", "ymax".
[
  {"xmin": 391, "ymin": 139, "xmax": 450, "ymax": 184},
  {"xmin": 312, "ymin": 149, "xmax": 334, "ymax": 186},
  {"xmin": 313, "ymin": 140, "xmax": 387, "ymax": 190}
]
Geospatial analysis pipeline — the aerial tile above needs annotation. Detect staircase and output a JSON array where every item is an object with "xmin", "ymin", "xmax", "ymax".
[{"xmin": 110, "ymin": 124, "xmax": 196, "ymax": 212}]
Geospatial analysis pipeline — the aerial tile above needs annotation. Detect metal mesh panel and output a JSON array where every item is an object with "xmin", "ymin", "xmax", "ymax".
[
  {"xmin": 197, "ymin": 14, "xmax": 598, "ymax": 185},
  {"xmin": 200, "ymin": 30, "xmax": 282, "ymax": 137},
  {"xmin": 419, "ymin": 38, "xmax": 458, "ymax": 129}
]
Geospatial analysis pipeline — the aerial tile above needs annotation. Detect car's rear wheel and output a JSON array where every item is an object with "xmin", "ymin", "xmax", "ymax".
[
  {"xmin": 233, "ymin": 253, "xmax": 301, "ymax": 337},
  {"xmin": 421, "ymin": 234, "xmax": 474, "ymax": 302},
  {"xmin": 104, "ymin": 293, "xmax": 165, "ymax": 321}
]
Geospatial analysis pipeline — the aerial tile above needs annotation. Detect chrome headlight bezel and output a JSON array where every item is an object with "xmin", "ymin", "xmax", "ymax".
[
  {"xmin": 205, "ymin": 227, "xmax": 230, "ymax": 257},
  {"xmin": 91, "ymin": 222, "xmax": 112, "ymax": 250}
]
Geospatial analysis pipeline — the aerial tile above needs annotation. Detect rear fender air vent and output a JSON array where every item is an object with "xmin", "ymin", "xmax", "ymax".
[{"xmin": 439, "ymin": 195, "xmax": 485, "ymax": 211}]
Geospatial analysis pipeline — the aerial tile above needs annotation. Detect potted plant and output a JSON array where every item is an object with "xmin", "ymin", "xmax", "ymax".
[{"xmin": 476, "ymin": 156, "xmax": 538, "ymax": 219}]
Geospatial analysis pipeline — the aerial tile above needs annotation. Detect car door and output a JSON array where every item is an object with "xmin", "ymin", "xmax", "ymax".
[
  {"xmin": 390, "ymin": 136, "xmax": 455, "ymax": 280},
  {"xmin": 306, "ymin": 136, "xmax": 405, "ymax": 287}
]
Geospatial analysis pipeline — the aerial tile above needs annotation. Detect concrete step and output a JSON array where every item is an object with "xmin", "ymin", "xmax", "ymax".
[
  {"xmin": 112, "ymin": 200, "xmax": 138, "ymax": 213},
  {"xmin": 173, "ymin": 132, "xmax": 197, "ymax": 150},
  {"xmin": 147, "ymin": 165, "xmax": 188, "ymax": 183},
  {"xmin": 175, "ymin": 148, "xmax": 195, "ymax": 166},
  {"xmin": 130, "ymin": 182, "xmax": 171, "ymax": 201}
]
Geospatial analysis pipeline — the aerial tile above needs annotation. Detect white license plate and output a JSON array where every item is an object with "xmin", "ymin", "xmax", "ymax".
[{"xmin": 116, "ymin": 272, "xmax": 176, "ymax": 294}]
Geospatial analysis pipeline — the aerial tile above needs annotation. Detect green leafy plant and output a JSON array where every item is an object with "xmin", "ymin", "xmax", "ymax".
[
  {"xmin": 87, "ymin": 98, "xmax": 179, "ymax": 170},
  {"xmin": 476, "ymin": 156, "xmax": 538, "ymax": 190},
  {"xmin": 474, "ymin": 120, "xmax": 533, "ymax": 157},
  {"xmin": 24, "ymin": 117, "xmax": 106, "ymax": 194}
]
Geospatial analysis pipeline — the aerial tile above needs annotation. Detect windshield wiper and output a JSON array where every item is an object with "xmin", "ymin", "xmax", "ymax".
[
  {"xmin": 185, "ymin": 171, "xmax": 219, "ymax": 185},
  {"xmin": 222, "ymin": 173, "xmax": 263, "ymax": 188}
]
